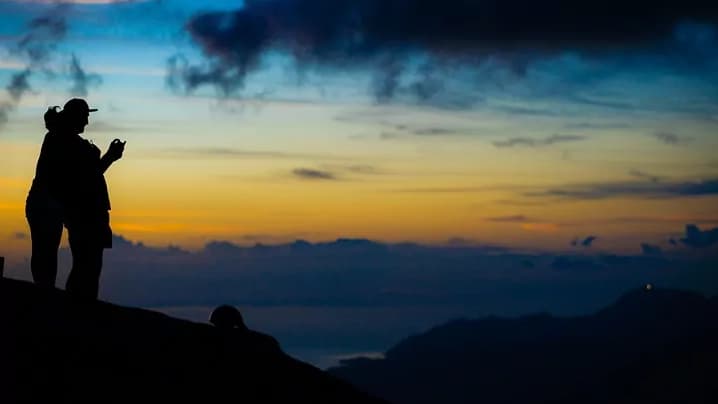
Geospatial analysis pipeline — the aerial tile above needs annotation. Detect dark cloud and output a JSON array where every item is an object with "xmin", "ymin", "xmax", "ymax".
[
  {"xmin": 600, "ymin": 216, "xmax": 718, "ymax": 225},
  {"xmin": 445, "ymin": 237, "xmax": 475, "ymax": 247},
  {"xmin": 571, "ymin": 236, "xmax": 597, "ymax": 247},
  {"xmin": 6, "ymin": 69, "xmax": 32, "ymax": 101},
  {"xmin": 0, "ymin": 103, "xmax": 11, "ymax": 127},
  {"xmin": 371, "ymin": 58, "xmax": 403, "ymax": 102},
  {"xmin": 493, "ymin": 134, "xmax": 586, "ymax": 148},
  {"xmin": 14, "ymin": 5, "xmax": 69, "ymax": 69},
  {"xmin": 1, "ymin": 4, "xmax": 102, "ymax": 129},
  {"xmin": 307, "ymin": 163, "xmax": 387, "ymax": 179},
  {"xmin": 3, "ymin": 231, "xmax": 709, "ymax": 365},
  {"xmin": 530, "ymin": 179, "xmax": 718, "ymax": 200},
  {"xmin": 292, "ymin": 168, "xmax": 336, "ymax": 180},
  {"xmin": 172, "ymin": 0, "xmax": 718, "ymax": 100},
  {"xmin": 385, "ymin": 122, "xmax": 463, "ymax": 137},
  {"xmin": 652, "ymin": 131, "xmax": 692, "ymax": 145},
  {"xmin": 641, "ymin": 243, "xmax": 663, "ymax": 256},
  {"xmin": 21, "ymin": 232, "xmax": 707, "ymax": 310},
  {"xmin": 628, "ymin": 169, "xmax": 663, "ymax": 183},
  {"xmin": 680, "ymin": 224, "xmax": 718, "ymax": 248},
  {"xmin": 237, "ymin": 233, "xmax": 312, "ymax": 244},
  {"xmin": 551, "ymin": 256, "xmax": 598, "ymax": 270},
  {"xmin": 165, "ymin": 53, "xmax": 244, "ymax": 96},
  {"xmin": 68, "ymin": 54, "xmax": 102, "ymax": 97},
  {"xmin": 486, "ymin": 215, "xmax": 531, "ymax": 223},
  {"xmin": 0, "ymin": 6, "xmax": 68, "ymax": 128},
  {"xmin": 582, "ymin": 236, "xmax": 597, "ymax": 247}
]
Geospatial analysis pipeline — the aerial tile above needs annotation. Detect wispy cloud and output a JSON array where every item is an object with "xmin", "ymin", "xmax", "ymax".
[
  {"xmin": 15, "ymin": 1, "xmax": 129, "ymax": 3},
  {"xmin": 391, "ymin": 185, "xmax": 522, "ymax": 193},
  {"xmin": 292, "ymin": 168, "xmax": 337, "ymax": 180},
  {"xmin": 652, "ymin": 131, "xmax": 692, "ymax": 145},
  {"xmin": 568, "ymin": 94, "xmax": 637, "ymax": 111},
  {"xmin": 493, "ymin": 134, "xmax": 587, "ymax": 148},
  {"xmin": 86, "ymin": 121, "xmax": 138, "ymax": 133},
  {"xmin": 6, "ymin": 69, "xmax": 32, "ymax": 101},
  {"xmin": 486, "ymin": 215, "xmax": 531, "ymax": 223},
  {"xmin": 156, "ymin": 148, "xmax": 347, "ymax": 161},
  {"xmin": 602, "ymin": 216, "xmax": 718, "ymax": 225},
  {"xmin": 68, "ymin": 53, "xmax": 102, "ymax": 96},
  {"xmin": 320, "ymin": 164, "xmax": 386, "ymax": 177},
  {"xmin": 628, "ymin": 169, "xmax": 663, "ymax": 183},
  {"xmin": 641, "ymin": 243, "xmax": 663, "ymax": 256},
  {"xmin": 583, "ymin": 236, "xmax": 597, "ymax": 247},
  {"xmin": 0, "ymin": 4, "xmax": 69, "ymax": 127},
  {"xmin": 412, "ymin": 128, "xmax": 460, "ymax": 136},
  {"xmin": 564, "ymin": 122, "xmax": 631, "ymax": 130},
  {"xmin": 491, "ymin": 105, "xmax": 563, "ymax": 117},
  {"xmin": 493, "ymin": 199, "xmax": 549, "ymax": 207},
  {"xmin": 1, "ymin": 3, "xmax": 102, "ymax": 128},
  {"xmin": 528, "ymin": 179, "xmax": 718, "ymax": 200}
]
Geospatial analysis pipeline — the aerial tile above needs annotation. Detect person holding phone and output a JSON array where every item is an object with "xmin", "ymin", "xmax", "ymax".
[{"xmin": 26, "ymin": 98, "xmax": 125, "ymax": 299}]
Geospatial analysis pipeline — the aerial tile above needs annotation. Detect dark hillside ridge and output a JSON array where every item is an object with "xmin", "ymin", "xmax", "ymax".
[
  {"xmin": 0, "ymin": 278, "xmax": 387, "ymax": 404},
  {"xmin": 330, "ymin": 287, "xmax": 718, "ymax": 404}
]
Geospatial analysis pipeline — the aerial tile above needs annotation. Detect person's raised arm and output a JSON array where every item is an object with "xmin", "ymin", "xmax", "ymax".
[{"xmin": 100, "ymin": 138, "xmax": 126, "ymax": 174}]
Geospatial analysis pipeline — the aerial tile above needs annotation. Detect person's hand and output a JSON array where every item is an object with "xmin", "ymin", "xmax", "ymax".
[{"xmin": 107, "ymin": 139, "xmax": 126, "ymax": 161}]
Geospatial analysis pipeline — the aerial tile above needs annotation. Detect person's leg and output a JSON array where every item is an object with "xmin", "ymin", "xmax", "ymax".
[
  {"xmin": 27, "ymin": 213, "xmax": 63, "ymax": 288},
  {"xmin": 66, "ymin": 224, "xmax": 104, "ymax": 300}
]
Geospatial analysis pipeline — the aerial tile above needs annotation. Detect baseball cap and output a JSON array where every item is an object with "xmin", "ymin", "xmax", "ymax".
[{"xmin": 63, "ymin": 98, "xmax": 98, "ymax": 115}]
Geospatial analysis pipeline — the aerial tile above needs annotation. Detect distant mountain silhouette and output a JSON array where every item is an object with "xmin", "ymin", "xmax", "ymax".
[
  {"xmin": 330, "ymin": 287, "xmax": 718, "ymax": 404},
  {"xmin": 0, "ymin": 278, "xmax": 387, "ymax": 404}
]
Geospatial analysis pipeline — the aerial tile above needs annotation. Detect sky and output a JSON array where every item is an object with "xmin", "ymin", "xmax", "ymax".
[{"xmin": 1, "ymin": 0, "xmax": 718, "ymax": 367}]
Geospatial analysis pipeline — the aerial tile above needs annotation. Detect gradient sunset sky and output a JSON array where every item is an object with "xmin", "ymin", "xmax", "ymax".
[
  {"xmin": 2, "ymin": 0, "xmax": 718, "ymax": 262},
  {"xmin": 3, "ymin": 0, "xmax": 718, "ymax": 369}
]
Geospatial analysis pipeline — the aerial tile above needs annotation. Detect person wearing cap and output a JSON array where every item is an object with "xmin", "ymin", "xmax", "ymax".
[{"xmin": 26, "ymin": 98, "xmax": 125, "ymax": 299}]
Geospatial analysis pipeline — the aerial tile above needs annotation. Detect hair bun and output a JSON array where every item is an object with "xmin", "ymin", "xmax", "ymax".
[{"xmin": 44, "ymin": 106, "xmax": 62, "ymax": 131}]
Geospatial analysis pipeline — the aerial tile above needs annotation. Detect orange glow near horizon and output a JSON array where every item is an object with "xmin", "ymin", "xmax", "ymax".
[{"xmin": 2, "ymin": 93, "xmax": 718, "ymax": 264}]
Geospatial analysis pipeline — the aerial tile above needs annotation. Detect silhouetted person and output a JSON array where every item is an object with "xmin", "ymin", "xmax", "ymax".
[
  {"xmin": 210, "ymin": 305, "xmax": 249, "ymax": 331},
  {"xmin": 26, "ymin": 106, "xmax": 73, "ymax": 288},
  {"xmin": 26, "ymin": 98, "xmax": 125, "ymax": 299},
  {"xmin": 210, "ymin": 305, "xmax": 281, "ymax": 353}
]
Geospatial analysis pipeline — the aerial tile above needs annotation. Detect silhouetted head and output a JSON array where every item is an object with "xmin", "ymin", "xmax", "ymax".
[
  {"xmin": 60, "ymin": 98, "xmax": 97, "ymax": 134},
  {"xmin": 44, "ymin": 106, "xmax": 62, "ymax": 131},
  {"xmin": 209, "ymin": 305, "xmax": 248, "ymax": 331}
]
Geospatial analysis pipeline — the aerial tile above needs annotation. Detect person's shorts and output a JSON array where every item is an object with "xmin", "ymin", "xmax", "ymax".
[{"xmin": 65, "ymin": 210, "xmax": 113, "ymax": 249}]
